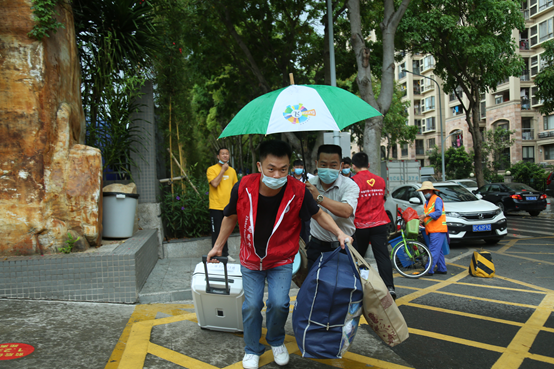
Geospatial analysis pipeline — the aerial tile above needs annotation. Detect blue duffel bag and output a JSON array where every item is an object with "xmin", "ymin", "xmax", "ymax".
[{"xmin": 292, "ymin": 245, "xmax": 363, "ymax": 359}]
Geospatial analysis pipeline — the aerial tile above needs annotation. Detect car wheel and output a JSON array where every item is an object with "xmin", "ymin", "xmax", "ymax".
[
  {"xmin": 529, "ymin": 210, "xmax": 540, "ymax": 217},
  {"xmin": 496, "ymin": 202, "xmax": 505, "ymax": 213},
  {"xmin": 484, "ymin": 239, "xmax": 500, "ymax": 245}
]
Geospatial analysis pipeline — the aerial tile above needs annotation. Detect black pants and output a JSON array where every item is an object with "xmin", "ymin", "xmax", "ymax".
[
  {"xmin": 306, "ymin": 237, "xmax": 347, "ymax": 272},
  {"xmin": 210, "ymin": 209, "xmax": 228, "ymax": 256},
  {"xmin": 353, "ymin": 224, "xmax": 394, "ymax": 289}
]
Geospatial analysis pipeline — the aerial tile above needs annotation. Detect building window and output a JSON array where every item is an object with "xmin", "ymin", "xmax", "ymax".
[
  {"xmin": 522, "ymin": 146, "xmax": 535, "ymax": 163},
  {"xmin": 392, "ymin": 145, "xmax": 398, "ymax": 159},
  {"xmin": 413, "ymin": 80, "xmax": 421, "ymax": 95},
  {"xmin": 495, "ymin": 120, "xmax": 510, "ymax": 131},
  {"xmin": 452, "ymin": 104, "xmax": 463, "ymax": 116},
  {"xmin": 400, "ymin": 82, "xmax": 407, "ymax": 97},
  {"xmin": 423, "ymin": 55, "xmax": 435, "ymax": 71},
  {"xmin": 523, "ymin": 117, "xmax": 534, "ymax": 140},
  {"xmin": 415, "ymin": 119, "xmax": 422, "ymax": 134},
  {"xmin": 401, "ymin": 144, "xmax": 408, "ymax": 157},
  {"xmin": 426, "ymin": 117, "xmax": 436, "ymax": 131},
  {"xmin": 494, "ymin": 90, "xmax": 510, "ymax": 104},
  {"xmin": 412, "ymin": 60, "xmax": 421, "ymax": 75},
  {"xmin": 398, "ymin": 63, "xmax": 406, "ymax": 79},
  {"xmin": 532, "ymin": 86, "xmax": 543, "ymax": 106},
  {"xmin": 416, "ymin": 139, "xmax": 424, "ymax": 155},
  {"xmin": 545, "ymin": 144, "xmax": 554, "ymax": 160},
  {"xmin": 521, "ymin": 88, "xmax": 531, "ymax": 110},
  {"xmin": 451, "ymin": 132, "xmax": 463, "ymax": 147},
  {"xmin": 427, "ymin": 138, "xmax": 436, "ymax": 150},
  {"xmin": 424, "ymin": 96, "xmax": 435, "ymax": 111},
  {"xmin": 545, "ymin": 115, "xmax": 554, "ymax": 130},
  {"xmin": 539, "ymin": 0, "xmax": 554, "ymax": 12},
  {"xmin": 539, "ymin": 17, "xmax": 553, "ymax": 43}
]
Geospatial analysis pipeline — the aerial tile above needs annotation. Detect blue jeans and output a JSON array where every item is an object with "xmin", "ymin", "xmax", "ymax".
[{"xmin": 241, "ymin": 264, "xmax": 292, "ymax": 356}]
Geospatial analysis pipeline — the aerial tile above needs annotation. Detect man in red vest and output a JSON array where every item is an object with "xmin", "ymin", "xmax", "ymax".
[
  {"xmin": 417, "ymin": 181, "xmax": 448, "ymax": 276},
  {"xmin": 350, "ymin": 152, "xmax": 396, "ymax": 299},
  {"xmin": 207, "ymin": 140, "xmax": 351, "ymax": 369}
]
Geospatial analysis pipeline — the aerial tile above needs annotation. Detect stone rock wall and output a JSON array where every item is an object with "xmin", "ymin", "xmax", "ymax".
[{"xmin": 0, "ymin": 0, "xmax": 102, "ymax": 255}]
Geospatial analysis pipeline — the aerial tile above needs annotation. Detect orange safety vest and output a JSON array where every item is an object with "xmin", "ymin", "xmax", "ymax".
[{"xmin": 423, "ymin": 194, "xmax": 447, "ymax": 234}]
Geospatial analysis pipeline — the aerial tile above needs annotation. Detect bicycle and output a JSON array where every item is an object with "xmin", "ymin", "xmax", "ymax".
[{"xmin": 388, "ymin": 218, "xmax": 433, "ymax": 279}]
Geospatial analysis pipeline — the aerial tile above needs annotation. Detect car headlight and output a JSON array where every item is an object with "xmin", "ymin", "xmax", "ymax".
[
  {"xmin": 494, "ymin": 209, "xmax": 502, "ymax": 215},
  {"xmin": 496, "ymin": 218, "xmax": 507, "ymax": 224},
  {"xmin": 446, "ymin": 212, "xmax": 462, "ymax": 218},
  {"xmin": 447, "ymin": 222, "xmax": 464, "ymax": 227}
]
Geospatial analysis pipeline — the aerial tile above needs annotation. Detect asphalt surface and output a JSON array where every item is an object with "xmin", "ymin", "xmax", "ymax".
[{"xmin": 1, "ymin": 211, "xmax": 553, "ymax": 369}]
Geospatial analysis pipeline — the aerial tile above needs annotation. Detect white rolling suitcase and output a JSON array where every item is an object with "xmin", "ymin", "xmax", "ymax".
[{"xmin": 191, "ymin": 256, "xmax": 244, "ymax": 332}]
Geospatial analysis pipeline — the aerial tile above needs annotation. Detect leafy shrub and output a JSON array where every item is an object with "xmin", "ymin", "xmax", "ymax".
[
  {"xmin": 508, "ymin": 161, "xmax": 548, "ymax": 191},
  {"xmin": 160, "ymin": 177, "xmax": 211, "ymax": 239}
]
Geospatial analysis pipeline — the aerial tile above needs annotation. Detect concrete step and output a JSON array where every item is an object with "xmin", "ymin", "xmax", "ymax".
[{"xmin": 162, "ymin": 234, "xmax": 241, "ymax": 258}]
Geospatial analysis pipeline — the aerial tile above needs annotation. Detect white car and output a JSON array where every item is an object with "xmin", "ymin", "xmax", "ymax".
[
  {"xmin": 447, "ymin": 179, "xmax": 479, "ymax": 193},
  {"xmin": 385, "ymin": 182, "xmax": 507, "ymax": 244}
]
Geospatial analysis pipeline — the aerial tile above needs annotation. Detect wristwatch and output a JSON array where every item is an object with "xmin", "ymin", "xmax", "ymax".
[{"xmin": 316, "ymin": 194, "xmax": 324, "ymax": 204}]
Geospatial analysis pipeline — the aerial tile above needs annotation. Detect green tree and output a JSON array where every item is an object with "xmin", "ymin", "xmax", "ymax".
[
  {"xmin": 428, "ymin": 146, "xmax": 473, "ymax": 180},
  {"xmin": 508, "ymin": 161, "xmax": 549, "ymax": 191},
  {"xmin": 347, "ymin": 0, "xmax": 412, "ymax": 175},
  {"xmin": 400, "ymin": 0, "xmax": 525, "ymax": 188},
  {"xmin": 534, "ymin": 40, "xmax": 554, "ymax": 115},
  {"xmin": 482, "ymin": 127, "xmax": 516, "ymax": 173}
]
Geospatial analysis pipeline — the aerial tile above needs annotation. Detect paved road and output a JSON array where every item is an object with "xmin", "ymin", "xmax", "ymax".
[{"xmin": 1, "ymin": 212, "xmax": 553, "ymax": 369}]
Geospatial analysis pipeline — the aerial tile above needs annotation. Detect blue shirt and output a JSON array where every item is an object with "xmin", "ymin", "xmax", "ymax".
[{"xmin": 425, "ymin": 196, "xmax": 444, "ymax": 220}]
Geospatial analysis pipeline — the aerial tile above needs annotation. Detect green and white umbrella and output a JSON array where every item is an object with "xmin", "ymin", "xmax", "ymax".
[{"xmin": 219, "ymin": 84, "xmax": 381, "ymax": 138}]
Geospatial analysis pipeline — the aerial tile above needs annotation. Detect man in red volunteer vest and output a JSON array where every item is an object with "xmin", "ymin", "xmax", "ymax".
[
  {"xmin": 417, "ymin": 181, "xmax": 448, "ymax": 275},
  {"xmin": 350, "ymin": 152, "xmax": 396, "ymax": 299},
  {"xmin": 207, "ymin": 140, "xmax": 352, "ymax": 369}
]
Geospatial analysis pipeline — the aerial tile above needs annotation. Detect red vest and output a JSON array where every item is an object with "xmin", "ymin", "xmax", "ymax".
[
  {"xmin": 237, "ymin": 173, "xmax": 305, "ymax": 271},
  {"xmin": 424, "ymin": 194, "xmax": 447, "ymax": 234}
]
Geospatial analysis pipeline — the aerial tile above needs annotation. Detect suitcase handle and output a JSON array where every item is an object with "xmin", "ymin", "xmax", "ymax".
[{"xmin": 202, "ymin": 255, "xmax": 230, "ymax": 295}]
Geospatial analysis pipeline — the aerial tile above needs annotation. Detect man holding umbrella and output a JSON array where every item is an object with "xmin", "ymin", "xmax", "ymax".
[{"xmin": 207, "ymin": 140, "xmax": 352, "ymax": 369}]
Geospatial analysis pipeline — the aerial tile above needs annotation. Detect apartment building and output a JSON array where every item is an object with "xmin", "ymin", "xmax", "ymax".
[{"xmin": 389, "ymin": 1, "xmax": 554, "ymax": 170}]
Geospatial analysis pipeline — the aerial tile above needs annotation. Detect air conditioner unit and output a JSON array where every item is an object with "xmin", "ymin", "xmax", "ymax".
[{"xmin": 538, "ymin": 132, "xmax": 549, "ymax": 138}]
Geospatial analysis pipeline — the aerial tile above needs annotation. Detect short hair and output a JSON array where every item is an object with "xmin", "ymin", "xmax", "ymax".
[
  {"xmin": 317, "ymin": 144, "xmax": 342, "ymax": 160},
  {"xmin": 352, "ymin": 152, "xmax": 369, "ymax": 168},
  {"xmin": 259, "ymin": 140, "xmax": 292, "ymax": 162},
  {"xmin": 342, "ymin": 157, "xmax": 352, "ymax": 165},
  {"xmin": 293, "ymin": 159, "xmax": 304, "ymax": 167},
  {"xmin": 217, "ymin": 147, "xmax": 229, "ymax": 155}
]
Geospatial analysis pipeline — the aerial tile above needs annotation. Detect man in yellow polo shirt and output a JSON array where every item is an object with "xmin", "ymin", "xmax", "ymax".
[{"xmin": 207, "ymin": 148, "xmax": 238, "ymax": 261}]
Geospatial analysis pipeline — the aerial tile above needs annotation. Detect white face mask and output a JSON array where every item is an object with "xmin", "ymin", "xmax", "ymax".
[
  {"xmin": 258, "ymin": 164, "xmax": 287, "ymax": 190},
  {"xmin": 424, "ymin": 192, "xmax": 432, "ymax": 200}
]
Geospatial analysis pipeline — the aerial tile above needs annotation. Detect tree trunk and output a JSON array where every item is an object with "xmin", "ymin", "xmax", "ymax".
[
  {"xmin": 364, "ymin": 116, "xmax": 384, "ymax": 175},
  {"xmin": 469, "ymin": 99, "xmax": 486, "ymax": 188}
]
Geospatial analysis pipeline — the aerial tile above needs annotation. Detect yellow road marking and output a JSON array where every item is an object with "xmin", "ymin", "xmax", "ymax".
[
  {"xmin": 488, "ymin": 250, "xmax": 554, "ymax": 266},
  {"xmin": 408, "ymin": 328, "xmax": 505, "ymax": 353},
  {"xmin": 498, "ymin": 239, "xmax": 518, "ymax": 253},
  {"xmin": 492, "ymin": 294, "xmax": 554, "ymax": 368},
  {"xmin": 404, "ymin": 303, "xmax": 525, "ymax": 327},
  {"xmin": 394, "ymin": 285, "xmax": 422, "ymax": 291},
  {"xmin": 495, "ymin": 275, "xmax": 554, "ymax": 294},
  {"xmin": 431, "ymin": 290, "xmax": 541, "ymax": 309},
  {"xmin": 148, "ymin": 342, "xmax": 218, "ymax": 369},
  {"xmin": 454, "ymin": 282, "xmax": 548, "ymax": 294},
  {"xmin": 395, "ymin": 270, "xmax": 468, "ymax": 307},
  {"xmin": 505, "ymin": 251, "xmax": 554, "ymax": 254},
  {"xmin": 119, "ymin": 321, "xmax": 153, "ymax": 369}
]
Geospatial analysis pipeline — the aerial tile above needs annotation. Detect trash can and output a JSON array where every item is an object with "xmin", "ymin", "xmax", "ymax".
[{"xmin": 103, "ymin": 192, "xmax": 140, "ymax": 238}]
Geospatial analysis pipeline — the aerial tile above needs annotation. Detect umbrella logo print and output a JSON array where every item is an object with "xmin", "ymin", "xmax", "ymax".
[{"xmin": 283, "ymin": 104, "xmax": 316, "ymax": 124}]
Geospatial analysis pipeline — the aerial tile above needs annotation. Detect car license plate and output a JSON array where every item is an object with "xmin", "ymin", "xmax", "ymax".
[
  {"xmin": 526, "ymin": 196, "xmax": 537, "ymax": 201},
  {"xmin": 473, "ymin": 224, "xmax": 491, "ymax": 232}
]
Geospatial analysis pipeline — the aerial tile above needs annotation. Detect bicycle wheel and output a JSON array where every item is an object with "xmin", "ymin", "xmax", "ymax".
[{"xmin": 392, "ymin": 240, "xmax": 433, "ymax": 278}]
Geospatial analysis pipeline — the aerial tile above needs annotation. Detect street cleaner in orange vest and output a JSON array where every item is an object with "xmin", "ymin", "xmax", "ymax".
[
  {"xmin": 417, "ymin": 181, "xmax": 448, "ymax": 276},
  {"xmin": 207, "ymin": 140, "xmax": 352, "ymax": 369}
]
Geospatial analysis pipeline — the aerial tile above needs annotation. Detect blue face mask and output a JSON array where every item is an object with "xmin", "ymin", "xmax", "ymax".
[
  {"xmin": 260, "ymin": 169, "xmax": 287, "ymax": 190},
  {"xmin": 218, "ymin": 160, "xmax": 226, "ymax": 165},
  {"xmin": 318, "ymin": 168, "xmax": 340, "ymax": 184},
  {"xmin": 342, "ymin": 168, "xmax": 351, "ymax": 175},
  {"xmin": 424, "ymin": 192, "xmax": 432, "ymax": 200},
  {"xmin": 294, "ymin": 168, "xmax": 304, "ymax": 175}
]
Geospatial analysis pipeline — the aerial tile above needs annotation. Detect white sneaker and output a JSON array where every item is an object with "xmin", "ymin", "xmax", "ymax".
[
  {"xmin": 242, "ymin": 353, "xmax": 259, "ymax": 369},
  {"xmin": 271, "ymin": 344, "xmax": 289, "ymax": 366},
  {"xmin": 227, "ymin": 255, "xmax": 236, "ymax": 262}
]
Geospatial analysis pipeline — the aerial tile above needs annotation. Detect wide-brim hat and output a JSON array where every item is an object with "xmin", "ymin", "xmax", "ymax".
[{"xmin": 417, "ymin": 181, "xmax": 440, "ymax": 192}]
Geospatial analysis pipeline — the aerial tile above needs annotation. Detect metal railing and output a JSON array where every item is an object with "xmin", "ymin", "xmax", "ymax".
[
  {"xmin": 520, "ymin": 38, "xmax": 530, "ymax": 50},
  {"xmin": 522, "ymin": 128, "xmax": 535, "ymax": 140},
  {"xmin": 520, "ymin": 71, "xmax": 531, "ymax": 81}
]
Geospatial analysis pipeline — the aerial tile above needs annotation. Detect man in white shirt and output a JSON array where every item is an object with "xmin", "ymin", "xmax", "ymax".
[{"xmin": 305, "ymin": 145, "xmax": 360, "ymax": 270}]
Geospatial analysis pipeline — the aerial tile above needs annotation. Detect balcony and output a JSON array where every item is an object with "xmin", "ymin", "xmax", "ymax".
[
  {"xmin": 520, "ymin": 70, "xmax": 531, "ymax": 81},
  {"xmin": 415, "ymin": 146, "xmax": 424, "ymax": 155},
  {"xmin": 480, "ymin": 101, "xmax": 486, "ymax": 119},
  {"xmin": 414, "ymin": 107, "xmax": 422, "ymax": 115},
  {"xmin": 398, "ymin": 71, "xmax": 407, "ymax": 79},
  {"xmin": 522, "ymin": 97, "xmax": 531, "ymax": 110},
  {"xmin": 538, "ymin": 131, "xmax": 554, "ymax": 139},
  {"xmin": 522, "ymin": 9, "xmax": 530, "ymax": 20},
  {"xmin": 413, "ymin": 86, "xmax": 421, "ymax": 95},
  {"xmin": 522, "ymin": 128, "xmax": 535, "ymax": 140},
  {"xmin": 520, "ymin": 38, "xmax": 530, "ymax": 50}
]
